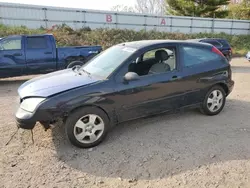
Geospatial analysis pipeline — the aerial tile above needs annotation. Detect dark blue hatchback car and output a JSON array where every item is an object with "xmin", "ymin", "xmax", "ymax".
[{"xmin": 16, "ymin": 40, "xmax": 234, "ymax": 148}]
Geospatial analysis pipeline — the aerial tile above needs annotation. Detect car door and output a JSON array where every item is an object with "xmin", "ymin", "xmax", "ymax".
[
  {"xmin": 0, "ymin": 36, "xmax": 25, "ymax": 78},
  {"xmin": 25, "ymin": 36, "xmax": 56, "ymax": 74},
  {"xmin": 113, "ymin": 44, "xmax": 187, "ymax": 122}
]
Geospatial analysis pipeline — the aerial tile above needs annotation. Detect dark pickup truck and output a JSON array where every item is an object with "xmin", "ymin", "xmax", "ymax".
[{"xmin": 0, "ymin": 34, "xmax": 102, "ymax": 78}]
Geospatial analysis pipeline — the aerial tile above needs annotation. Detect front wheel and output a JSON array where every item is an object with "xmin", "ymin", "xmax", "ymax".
[
  {"xmin": 65, "ymin": 107, "xmax": 110, "ymax": 148},
  {"xmin": 200, "ymin": 85, "xmax": 226, "ymax": 116}
]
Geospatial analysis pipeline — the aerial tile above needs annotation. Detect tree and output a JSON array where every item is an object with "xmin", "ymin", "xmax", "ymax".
[
  {"xmin": 165, "ymin": 0, "xmax": 230, "ymax": 18},
  {"xmin": 227, "ymin": 0, "xmax": 250, "ymax": 19},
  {"xmin": 111, "ymin": 5, "xmax": 135, "ymax": 13},
  {"xmin": 135, "ymin": 0, "xmax": 166, "ymax": 15},
  {"xmin": 112, "ymin": 0, "xmax": 167, "ymax": 15}
]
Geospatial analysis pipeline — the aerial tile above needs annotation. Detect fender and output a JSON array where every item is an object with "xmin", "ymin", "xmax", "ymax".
[
  {"xmin": 199, "ymin": 70, "xmax": 231, "ymax": 95},
  {"xmin": 198, "ymin": 70, "xmax": 229, "ymax": 83}
]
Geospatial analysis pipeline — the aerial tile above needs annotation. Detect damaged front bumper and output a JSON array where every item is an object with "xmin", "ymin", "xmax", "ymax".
[
  {"xmin": 15, "ymin": 106, "xmax": 63, "ymax": 130},
  {"xmin": 16, "ymin": 107, "xmax": 37, "ymax": 129}
]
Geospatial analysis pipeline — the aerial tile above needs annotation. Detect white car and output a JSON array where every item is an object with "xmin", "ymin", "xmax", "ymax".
[{"xmin": 246, "ymin": 51, "xmax": 250, "ymax": 61}]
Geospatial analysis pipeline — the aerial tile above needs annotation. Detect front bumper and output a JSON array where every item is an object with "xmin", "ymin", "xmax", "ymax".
[
  {"xmin": 16, "ymin": 108, "xmax": 36, "ymax": 129},
  {"xmin": 15, "ymin": 107, "xmax": 62, "ymax": 130}
]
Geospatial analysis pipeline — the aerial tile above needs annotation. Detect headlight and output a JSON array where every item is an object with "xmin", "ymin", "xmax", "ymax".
[{"xmin": 20, "ymin": 98, "xmax": 46, "ymax": 112}]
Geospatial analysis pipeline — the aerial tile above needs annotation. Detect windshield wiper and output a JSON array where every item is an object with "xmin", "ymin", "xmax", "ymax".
[
  {"xmin": 72, "ymin": 66, "xmax": 89, "ymax": 76},
  {"xmin": 79, "ymin": 68, "xmax": 91, "ymax": 77}
]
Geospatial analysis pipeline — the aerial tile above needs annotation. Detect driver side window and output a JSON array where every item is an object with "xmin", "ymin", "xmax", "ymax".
[{"xmin": 128, "ymin": 47, "xmax": 176, "ymax": 77}]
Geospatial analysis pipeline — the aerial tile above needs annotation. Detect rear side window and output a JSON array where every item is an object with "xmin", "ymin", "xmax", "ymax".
[
  {"xmin": 27, "ymin": 37, "xmax": 47, "ymax": 49},
  {"xmin": 182, "ymin": 46, "xmax": 221, "ymax": 68}
]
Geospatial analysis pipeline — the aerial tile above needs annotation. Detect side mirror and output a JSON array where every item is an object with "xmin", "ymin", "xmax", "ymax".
[
  {"xmin": 124, "ymin": 72, "xmax": 140, "ymax": 82},
  {"xmin": 135, "ymin": 57, "xmax": 140, "ymax": 63},
  {"xmin": 132, "ymin": 57, "xmax": 140, "ymax": 64}
]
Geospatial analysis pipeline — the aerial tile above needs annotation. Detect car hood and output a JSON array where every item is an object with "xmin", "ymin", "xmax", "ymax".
[{"xmin": 18, "ymin": 69, "xmax": 101, "ymax": 98}]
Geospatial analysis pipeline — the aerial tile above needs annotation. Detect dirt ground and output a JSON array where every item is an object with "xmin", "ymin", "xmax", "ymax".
[{"xmin": 1, "ymin": 58, "xmax": 250, "ymax": 188}]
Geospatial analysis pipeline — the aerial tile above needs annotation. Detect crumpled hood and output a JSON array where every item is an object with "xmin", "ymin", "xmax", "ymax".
[{"xmin": 18, "ymin": 69, "xmax": 100, "ymax": 98}]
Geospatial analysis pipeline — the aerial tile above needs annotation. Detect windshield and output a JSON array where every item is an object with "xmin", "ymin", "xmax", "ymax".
[{"xmin": 81, "ymin": 45, "xmax": 137, "ymax": 78}]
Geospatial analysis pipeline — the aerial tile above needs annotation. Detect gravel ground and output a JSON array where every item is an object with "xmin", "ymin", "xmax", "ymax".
[{"xmin": 1, "ymin": 58, "xmax": 250, "ymax": 188}]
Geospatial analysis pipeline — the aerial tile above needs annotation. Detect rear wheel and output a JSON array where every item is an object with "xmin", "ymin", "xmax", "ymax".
[
  {"xmin": 67, "ymin": 61, "xmax": 84, "ymax": 69},
  {"xmin": 65, "ymin": 107, "xmax": 110, "ymax": 148},
  {"xmin": 200, "ymin": 85, "xmax": 226, "ymax": 116}
]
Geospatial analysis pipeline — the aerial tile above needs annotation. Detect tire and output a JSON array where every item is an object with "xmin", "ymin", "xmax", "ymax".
[
  {"xmin": 67, "ymin": 61, "xmax": 84, "ymax": 69},
  {"xmin": 65, "ymin": 106, "xmax": 110, "ymax": 148},
  {"xmin": 200, "ymin": 85, "xmax": 226, "ymax": 116}
]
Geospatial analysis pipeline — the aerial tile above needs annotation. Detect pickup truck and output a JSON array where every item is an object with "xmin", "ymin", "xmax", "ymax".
[{"xmin": 0, "ymin": 34, "xmax": 102, "ymax": 78}]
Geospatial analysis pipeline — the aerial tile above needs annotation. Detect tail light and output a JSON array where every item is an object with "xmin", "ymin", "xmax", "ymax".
[{"xmin": 212, "ymin": 46, "xmax": 224, "ymax": 57}]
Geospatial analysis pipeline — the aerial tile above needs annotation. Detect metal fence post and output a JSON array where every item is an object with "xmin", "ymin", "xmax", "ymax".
[
  {"xmin": 230, "ymin": 19, "xmax": 234, "ymax": 35},
  {"xmin": 190, "ymin": 18, "xmax": 193, "ymax": 33},
  {"xmin": 82, "ymin": 10, "xmax": 86, "ymax": 28},
  {"xmin": 42, "ymin": 8, "xmax": 48, "ymax": 28},
  {"xmin": 170, "ymin": 16, "xmax": 172, "ymax": 32},
  {"xmin": 211, "ymin": 18, "xmax": 215, "ymax": 33},
  {"xmin": 115, "ymin": 13, "xmax": 118, "ymax": 29}
]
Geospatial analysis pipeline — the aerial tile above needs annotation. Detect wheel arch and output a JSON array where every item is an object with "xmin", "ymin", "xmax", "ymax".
[
  {"xmin": 65, "ymin": 56, "xmax": 85, "ymax": 67},
  {"xmin": 216, "ymin": 82, "xmax": 229, "ymax": 96},
  {"xmin": 63, "ymin": 104, "xmax": 116, "ymax": 125}
]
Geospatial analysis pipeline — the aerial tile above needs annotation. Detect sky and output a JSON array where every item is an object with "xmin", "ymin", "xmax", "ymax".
[{"xmin": 0, "ymin": 0, "xmax": 136, "ymax": 10}]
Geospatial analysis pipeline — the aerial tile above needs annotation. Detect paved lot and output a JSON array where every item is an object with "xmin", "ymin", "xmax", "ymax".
[{"xmin": 1, "ymin": 58, "xmax": 250, "ymax": 188}]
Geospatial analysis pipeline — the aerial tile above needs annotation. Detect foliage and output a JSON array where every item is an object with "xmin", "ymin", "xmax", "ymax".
[
  {"xmin": 0, "ymin": 24, "xmax": 249, "ymax": 55},
  {"xmin": 135, "ymin": 0, "xmax": 166, "ymax": 15},
  {"xmin": 111, "ymin": 5, "xmax": 135, "ymax": 13},
  {"xmin": 112, "ymin": 0, "xmax": 166, "ymax": 15},
  {"xmin": 227, "ymin": 0, "xmax": 250, "ymax": 20},
  {"xmin": 165, "ymin": 0, "xmax": 230, "ymax": 18}
]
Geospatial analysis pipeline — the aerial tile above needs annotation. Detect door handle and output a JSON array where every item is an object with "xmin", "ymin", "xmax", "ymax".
[
  {"xmin": 13, "ymin": 53, "xmax": 22, "ymax": 56},
  {"xmin": 44, "ymin": 52, "xmax": 52, "ymax": 54},
  {"xmin": 171, "ymin": 75, "xmax": 181, "ymax": 81}
]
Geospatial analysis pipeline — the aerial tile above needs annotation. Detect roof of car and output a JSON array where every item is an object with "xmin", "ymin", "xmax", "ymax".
[
  {"xmin": 118, "ymin": 39, "xmax": 212, "ymax": 49},
  {"xmin": 3, "ymin": 34, "xmax": 53, "ymax": 38},
  {"xmin": 187, "ymin": 38, "xmax": 228, "ymax": 42}
]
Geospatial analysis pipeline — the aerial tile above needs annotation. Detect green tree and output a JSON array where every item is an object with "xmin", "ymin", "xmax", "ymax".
[
  {"xmin": 227, "ymin": 0, "xmax": 250, "ymax": 20},
  {"xmin": 165, "ymin": 0, "xmax": 230, "ymax": 18}
]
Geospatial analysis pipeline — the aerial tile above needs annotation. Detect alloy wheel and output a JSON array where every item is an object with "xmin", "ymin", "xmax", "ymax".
[
  {"xmin": 73, "ymin": 114, "xmax": 105, "ymax": 144},
  {"xmin": 207, "ymin": 90, "xmax": 224, "ymax": 113}
]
